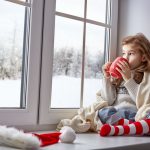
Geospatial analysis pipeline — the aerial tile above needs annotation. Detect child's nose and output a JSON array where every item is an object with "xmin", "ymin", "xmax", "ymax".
[{"xmin": 123, "ymin": 55, "xmax": 129, "ymax": 61}]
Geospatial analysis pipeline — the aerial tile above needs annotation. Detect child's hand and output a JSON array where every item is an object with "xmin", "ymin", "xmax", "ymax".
[
  {"xmin": 102, "ymin": 62, "xmax": 112, "ymax": 77},
  {"xmin": 116, "ymin": 60, "xmax": 131, "ymax": 82}
]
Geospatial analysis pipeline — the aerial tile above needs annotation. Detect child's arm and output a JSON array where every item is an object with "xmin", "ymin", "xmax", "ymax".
[
  {"xmin": 100, "ymin": 62, "xmax": 117, "ymax": 105},
  {"xmin": 124, "ymin": 78, "xmax": 139, "ymax": 102},
  {"xmin": 100, "ymin": 76, "xmax": 117, "ymax": 106}
]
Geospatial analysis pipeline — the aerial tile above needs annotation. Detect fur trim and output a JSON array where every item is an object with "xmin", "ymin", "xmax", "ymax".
[{"xmin": 0, "ymin": 126, "xmax": 40, "ymax": 149}]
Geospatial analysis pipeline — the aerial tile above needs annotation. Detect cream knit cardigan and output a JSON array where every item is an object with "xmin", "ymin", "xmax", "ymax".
[
  {"xmin": 57, "ymin": 71, "xmax": 150, "ymax": 132},
  {"xmin": 135, "ymin": 71, "xmax": 150, "ymax": 121}
]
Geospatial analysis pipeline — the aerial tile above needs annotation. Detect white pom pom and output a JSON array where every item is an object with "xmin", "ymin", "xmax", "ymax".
[{"xmin": 59, "ymin": 126, "xmax": 76, "ymax": 143}]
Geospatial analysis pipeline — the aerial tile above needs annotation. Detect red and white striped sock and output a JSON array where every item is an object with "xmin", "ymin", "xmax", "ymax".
[
  {"xmin": 117, "ymin": 118, "xmax": 133, "ymax": 125},
  {"xmin": 100, "ymin": 119, "xmax": 150, "ymax": 136}
]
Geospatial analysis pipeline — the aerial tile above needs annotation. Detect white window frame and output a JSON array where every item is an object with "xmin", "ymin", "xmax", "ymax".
[
  {"xmin": 109, "ymin": 0, "xmax": 118, "ymax": 61},
  {"xmin": 39, "ymin": 0, "xmax": 118, "ymax": 124},
  {"xmin": 0, "ymin": 0, "xmax": 44, "ymax": 126}
]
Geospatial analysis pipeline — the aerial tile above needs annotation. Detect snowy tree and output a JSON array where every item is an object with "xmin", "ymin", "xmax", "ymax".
[
  {"xmin": 53, "ymin": 47, "xmax": 104, "ymax": 78},
  {"xmin": 84, "ymin": 50, "xmax": 104, "ymax": 78},
  {"xmin": 0, "ymin": 47, "xmax": 5, "ymax": 79},
  {"xmin": 91, "ymin": 51, "xmax": 104, "ymax": 78},
  {"xmin": 53, "ymin": 48, "xmax": 75, "ymax": 76},
  {"xmin": 71, "ymin": 51, "xmax": 82, "ymax": 77},
  {"xmin": 0, "ymin": 21, "xmax": 22, "ymax": 80}
]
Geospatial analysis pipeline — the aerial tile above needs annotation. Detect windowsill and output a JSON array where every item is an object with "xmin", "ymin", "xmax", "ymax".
[
  {"xmin": 0, "ymin": 132, "xmax": 150, "ymax": 150},
  {"xmin": 40, "ymin": 133, "xmax": 150, "ymax": 150}
]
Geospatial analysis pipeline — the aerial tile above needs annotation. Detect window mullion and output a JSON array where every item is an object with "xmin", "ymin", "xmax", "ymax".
[
  {"xmin": 109, "ymin": 0, "xmax": 118, "ymax": 61},
  {"xmin": 80, "ymin": 0, "xmax": 87, "ymax": 108},
  {"xmin": 105, "ymin": 0, "xmax": 108, "ymax": 24},
  {"xmin": 104, "ymin": 0, "xmax": 111, "ymax": 63},
  {"xmin": 55, "ymin": 11, "xmax": 111, "ymax": 28},
  {"xmin": 5, "ymin": 0, "xmax": 31, "ymax": 7},
  {"xmin": 20, "ymin": 7, "xmax": 31, "ymax": 108}
]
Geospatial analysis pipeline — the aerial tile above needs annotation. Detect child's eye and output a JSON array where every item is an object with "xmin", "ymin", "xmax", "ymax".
[{"xmin": 129, "ymin": 52, "xmax": 134, "ymax": 55}]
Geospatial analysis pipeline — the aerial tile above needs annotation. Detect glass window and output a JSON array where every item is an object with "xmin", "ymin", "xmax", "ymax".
[
  {"xmin": 56, "ymin": 0, "xmax": 84, "ymax": 17},
  {"xmin": 87, "ymin": 0, "xmax": 107, "ymax": 23},
  {"xmin": 50, "ymin": 0, "xmax": 111, "ymax": 109},
  {"xmin": 38, "ymin": 0, "xmax": 118, "ymax": 124},
  {"xmin": 0, "ymin": 0, "xmax": 43, "ymax": 126},
  {"xmin": 0, "ymin": 0, "xmax": 29, "ymax": 107},
  {"xmin": 51, "ymin": 16, "xmax": 83, "ymax": 108},
  {"xmin": 83, "ymin": 24, "xmax": 105, "ymax": 107}
]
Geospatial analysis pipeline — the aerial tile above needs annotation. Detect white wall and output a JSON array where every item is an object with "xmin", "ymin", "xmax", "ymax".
[{"xmin": 117, "ymin": 0, "xmax": 150, "ymax": 55}]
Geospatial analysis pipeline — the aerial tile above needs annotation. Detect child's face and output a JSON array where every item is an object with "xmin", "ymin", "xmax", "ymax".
[{"xmin": 122, "ymin": 44, "xmax": 145, "ymax": 70}]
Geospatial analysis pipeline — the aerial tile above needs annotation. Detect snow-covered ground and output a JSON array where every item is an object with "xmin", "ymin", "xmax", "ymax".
[
  {"xmin": 0, "ymin": 80, "xmax": 21, "ymax": 107},
  {"xmin": 51, "ymin": 76, "xmax": 102, "ymax": 108},
  {"xmin": 0, "ymin": 76, "xmax": 102, "ymax": 108}
]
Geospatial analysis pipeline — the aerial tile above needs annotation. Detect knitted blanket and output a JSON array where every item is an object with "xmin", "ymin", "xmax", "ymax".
[{"xmin": 56, "ymin": 93, "xmax": 108, "ymax": 133}]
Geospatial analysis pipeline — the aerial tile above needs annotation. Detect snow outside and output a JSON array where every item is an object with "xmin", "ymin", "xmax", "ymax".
[{"xmin": 0, "ymin": 1, "xmax": 104, "ymax": 108}]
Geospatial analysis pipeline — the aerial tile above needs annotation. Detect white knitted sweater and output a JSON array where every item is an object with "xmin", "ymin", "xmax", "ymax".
[{"xmin": 100, "ymin": 76, "xmax": 137, "ymax": 111}]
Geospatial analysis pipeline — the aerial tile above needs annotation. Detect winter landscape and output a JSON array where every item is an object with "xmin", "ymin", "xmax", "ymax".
[{"xmin": 0, "ymin": 0, "xmax": 104, "ymax": 108}]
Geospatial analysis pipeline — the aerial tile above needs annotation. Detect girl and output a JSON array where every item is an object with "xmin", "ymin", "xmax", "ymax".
[{"xmin": 98, "ymin": 33, "xmax": 150, "ymax": 127}]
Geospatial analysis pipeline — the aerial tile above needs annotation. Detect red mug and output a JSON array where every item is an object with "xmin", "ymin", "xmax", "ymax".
[{"xmin": 109, "ymin": 57, "xmax": 128, "ymax": 79}]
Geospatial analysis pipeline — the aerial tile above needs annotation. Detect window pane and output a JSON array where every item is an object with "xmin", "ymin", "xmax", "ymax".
[
  {"xmin": 56, "ymin": 0, "xmax": 84, "ymax": 18},
  {"xmin": 83, "ymin": 24, "xmax": 105, "ymax": 107},
  {"xmin": 51, "ymin": 16, "xmax": 83, "ymax": 108},
  {"xmin": 0, "ymin": 1, "xmax": 27, "ymax": 107},
  {"xmin": 87, "ymin": 0, "xmax": 106, "ymax": 23}
]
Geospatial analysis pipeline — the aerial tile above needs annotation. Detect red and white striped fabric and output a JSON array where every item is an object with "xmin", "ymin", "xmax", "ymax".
[
  {"xmin": 100, "ymin": 119, "xmax": 150, "ymax": 136},
  {"xmin": 117, "ymin": 118, "xmax": 133, "ymax": 125}
]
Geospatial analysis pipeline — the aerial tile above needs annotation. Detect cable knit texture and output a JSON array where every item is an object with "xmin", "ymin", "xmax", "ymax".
[
  {"xmin": 56, "ymin": 96, "xmax": 108, "ymax": 132},
  {"xmin": 124, "ymin": 78, "xmax": 139, "ymax": 101},
  {"xmin": 135, "ymin": 72, "xmax": 150, "ymax": 121}
]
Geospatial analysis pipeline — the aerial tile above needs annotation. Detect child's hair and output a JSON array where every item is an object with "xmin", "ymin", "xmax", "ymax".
[
  {"xmin": 113, "ymin": 33, "xmax": 150, "ymax": 86},
  {"xmin": 122, "ymin": 33, "xmax": 150, "ymax": 72}
]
